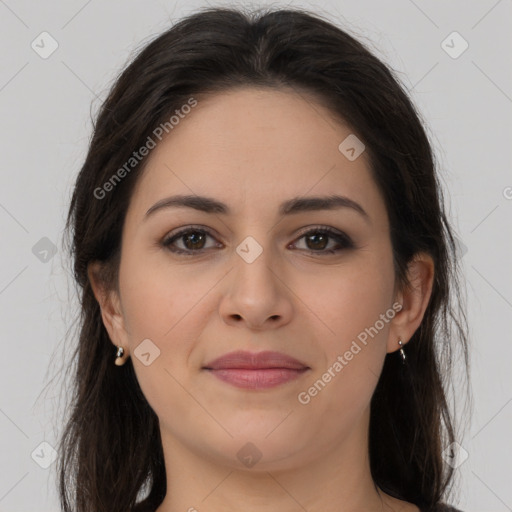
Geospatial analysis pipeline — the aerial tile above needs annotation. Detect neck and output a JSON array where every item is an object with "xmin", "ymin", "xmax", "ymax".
[{"xmin": 155, "ymin": 408, "xmax": 394, "ymax": 512}]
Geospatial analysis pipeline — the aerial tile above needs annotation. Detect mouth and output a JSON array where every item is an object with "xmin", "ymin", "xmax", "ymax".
[{"xmin": 202, "ymin": 350, "xmax": 310, "ymax": 390}]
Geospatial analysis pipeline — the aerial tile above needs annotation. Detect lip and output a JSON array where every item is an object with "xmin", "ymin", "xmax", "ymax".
[
  {"xmin": 203, "ymin": 350, "xmax": 310, "ymax": 390},
  {"xmin": 203, "ymin": 350, "xmax": 309, "ymax": 371}
]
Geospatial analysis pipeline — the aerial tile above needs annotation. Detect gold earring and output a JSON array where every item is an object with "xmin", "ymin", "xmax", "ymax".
[
  {"xmin": 398, "ymin": 339, "xmax": 406, "ymax": 364},
  {"xmin": 115, "ymin": 346, "xmax": 127, "ymax": 366}
]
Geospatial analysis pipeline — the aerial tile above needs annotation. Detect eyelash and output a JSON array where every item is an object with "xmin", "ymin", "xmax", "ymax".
[{"xmin": 161, "ymin": 224, "xmax": 355, "ymax": 256}]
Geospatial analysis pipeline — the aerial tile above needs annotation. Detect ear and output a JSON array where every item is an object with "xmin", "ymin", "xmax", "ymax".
[
  {"xmin": 386, "ymin": 252, "xmax": 435, "ymax": 354},
  {"xmin": 87, "ymin": 261, "xmax": 130, "ymax": 351}
]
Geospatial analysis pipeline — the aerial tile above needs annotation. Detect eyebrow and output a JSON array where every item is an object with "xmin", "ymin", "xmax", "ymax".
[{"xmin": 144, "ymin": 194, "xmax": 370, "ymax": 223}]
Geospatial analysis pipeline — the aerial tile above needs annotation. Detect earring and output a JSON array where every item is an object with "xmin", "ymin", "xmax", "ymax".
[
  {"xmin": 115, "ymin": 345, "xmax": 127, "ymax": 366},
  {"xmin": 398, "ymin": 339, "xmax": 406, "ymax": 365}
]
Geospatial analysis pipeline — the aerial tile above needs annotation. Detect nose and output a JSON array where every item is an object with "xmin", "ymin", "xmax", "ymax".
[{"xmin": 218, "ymin": 243, "xmax": 294, "ymax": 331}]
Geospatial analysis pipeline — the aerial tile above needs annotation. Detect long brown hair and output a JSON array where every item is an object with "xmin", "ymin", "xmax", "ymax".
[{"xmin": 57, "ymin": 6, "xmax": 471, "ymax": 511}]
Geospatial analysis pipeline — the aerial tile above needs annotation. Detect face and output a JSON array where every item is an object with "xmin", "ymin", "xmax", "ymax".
[{"xmin": 98, "ymin": 87, "xmax": 411, "ymax": 472}]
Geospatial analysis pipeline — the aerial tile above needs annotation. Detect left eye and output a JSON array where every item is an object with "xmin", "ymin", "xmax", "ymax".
[
  {"xmin": 161, "ymin": 226, "xmax": 354, "ymax": 255},
  {"xmin": 292, "ymin": 227, "xmax": 354, "ymax": 253}
]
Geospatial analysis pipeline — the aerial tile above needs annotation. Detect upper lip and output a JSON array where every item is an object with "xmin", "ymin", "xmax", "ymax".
[{"xmin": 203, "ymin": 350, "xmax": 309, "ymax": 370}]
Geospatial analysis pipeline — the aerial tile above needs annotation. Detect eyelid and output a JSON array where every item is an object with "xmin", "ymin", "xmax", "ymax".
[{"xmin": 293, "ymin": 224, "xmax": 350, "ymax": 240}]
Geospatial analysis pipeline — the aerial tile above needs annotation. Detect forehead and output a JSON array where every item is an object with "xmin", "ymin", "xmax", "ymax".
[{"xmin": 126, "ymin": 87, "xmax": 387, "ymax": 225}]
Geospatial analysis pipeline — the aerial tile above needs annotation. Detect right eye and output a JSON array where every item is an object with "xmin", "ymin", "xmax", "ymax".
[{"xmin": 161, "ymin": 226, "xmax": 221, "ymax": 255}]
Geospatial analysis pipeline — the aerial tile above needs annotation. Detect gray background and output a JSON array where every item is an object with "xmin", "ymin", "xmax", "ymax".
[{"xmin": 0, "ymin": 0, "xmax": 511, "ymax": 510}]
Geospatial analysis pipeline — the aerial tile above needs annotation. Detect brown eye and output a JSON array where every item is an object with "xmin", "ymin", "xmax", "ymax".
[
  {"xmin": 162, "ymin": 227, "xmax": 219, "ymax": 255},
  {"xmin": 292, "ymin": 227, "xmax": 354, "ymax": 254},
  {"xmin": 305, "ymin": 232, "xmax": 328, "ymax": 250},
  {"xmin": 181, "ymin": 231, "xmax": 207, "ymax": 250},
  {"xmin": 162, "ymin": 225, "xmax": 354, "ymax": 257}
]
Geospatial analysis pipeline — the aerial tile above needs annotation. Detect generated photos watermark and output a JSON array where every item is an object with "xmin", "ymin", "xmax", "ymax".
[
  {"xmin": 93, "ymin": 97, "xmax": 197, "ymax": 200},
  {"xmin": 297, "ymin": 301, "xmax": 403, "ymax": 405}
]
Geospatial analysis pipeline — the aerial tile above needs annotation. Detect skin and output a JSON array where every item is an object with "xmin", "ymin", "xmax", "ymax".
[{"xmin": 89, "ymin": 87, "xmax": 434, "ymax": 512}]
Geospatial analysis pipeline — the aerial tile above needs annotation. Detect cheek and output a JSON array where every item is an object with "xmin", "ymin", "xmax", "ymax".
[
  {"xmin": 301, "ymin": 249, "xmax": 395, "ymax": 401},
  {"xmin": 118, "ymin": 260, "xmax": 214, "ymax": 422},
  {"xmin": 307, "ymin": 253, "xmax": 395, "ymax": 349},
  {"xmin": 119, "ymin": 254, "xmax": 216, "ymax": 341}
]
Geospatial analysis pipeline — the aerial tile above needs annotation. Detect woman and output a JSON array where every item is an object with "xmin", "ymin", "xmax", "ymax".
[{"xmin": 58, "ymin": 6, "xmax": 470, "ymax": 512}]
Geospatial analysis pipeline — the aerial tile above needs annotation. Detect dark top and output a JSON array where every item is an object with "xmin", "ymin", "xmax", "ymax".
[
  {"xmin": 422, "ymin": 505, "xmax": 463, "ymax": 512},
  {"xmin": 133, "ymin": 502, "xmax": 463, "ymax": 511}
]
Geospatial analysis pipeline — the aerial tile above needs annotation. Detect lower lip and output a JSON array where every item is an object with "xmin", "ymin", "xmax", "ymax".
[{"xmin": 205, "ymin": 368, "xmax": 308, "ymax": 389}]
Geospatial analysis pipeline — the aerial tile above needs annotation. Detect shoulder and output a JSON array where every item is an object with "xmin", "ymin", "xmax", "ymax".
[
  {"xmin": 383, "ymin": 493, "xmax": 463, "ymax": 512},
  {"xmin": 423, "ymin": 504, "xmax": 464, "ymax": 512}
]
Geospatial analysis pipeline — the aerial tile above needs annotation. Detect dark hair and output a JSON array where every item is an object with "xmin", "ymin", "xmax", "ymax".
[{"xmin": 58, "ymin": 6, "xmax": 471, "ymax": 512}]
